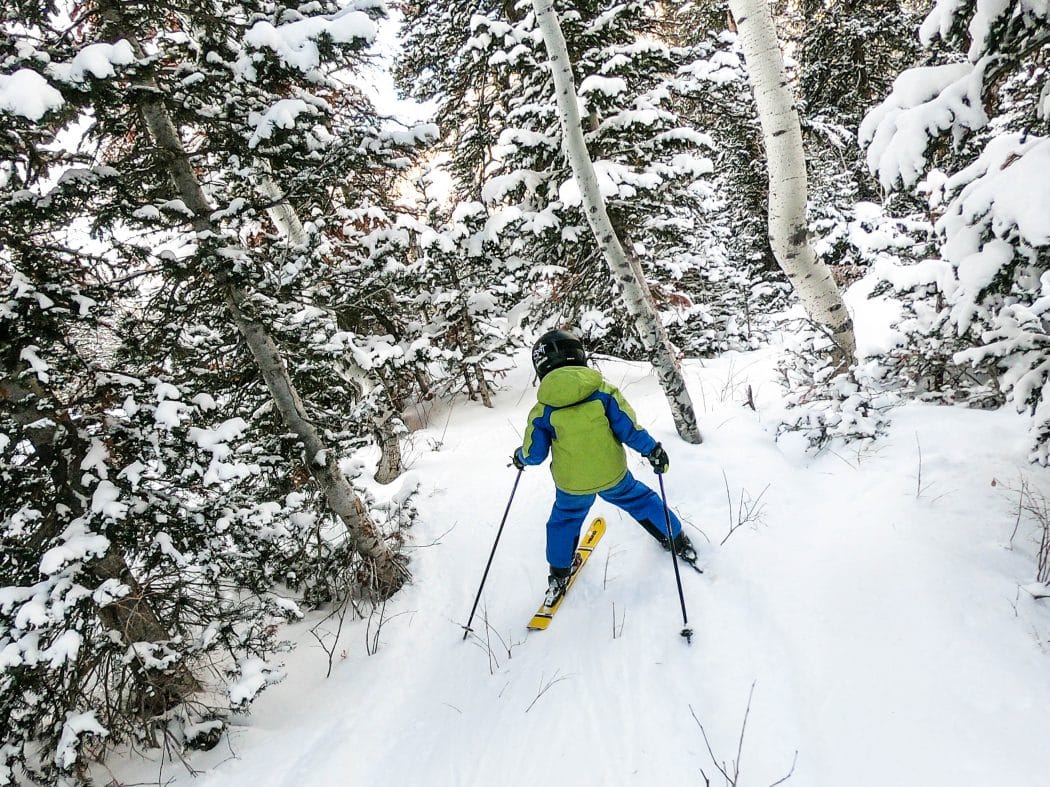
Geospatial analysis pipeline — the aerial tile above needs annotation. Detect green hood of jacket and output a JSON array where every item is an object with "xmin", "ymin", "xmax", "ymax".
[
  {"xmin": 537, "ymin": 366, "xmax": 603, "ymax": 408},
  {"xmin": 521, "ymin": 366, "xmax": 646, "ymax": 494}
]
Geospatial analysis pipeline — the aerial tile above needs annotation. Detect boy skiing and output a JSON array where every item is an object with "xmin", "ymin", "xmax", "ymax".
[{"xmin": 512, "ymin": 330, "xmax": 696, "ymax": 605}]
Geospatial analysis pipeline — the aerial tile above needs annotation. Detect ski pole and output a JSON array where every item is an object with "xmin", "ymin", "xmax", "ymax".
[
  {"xmin": 462, "ymin": 466, "xmax": 524, "ymax": 640},
  {"xmin": 658, "ymin": 473, "xmax": 693, "ymax": 644}
]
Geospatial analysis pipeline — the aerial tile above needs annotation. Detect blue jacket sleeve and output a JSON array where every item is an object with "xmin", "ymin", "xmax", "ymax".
[
  {"xmin": 518, "ymin": 403, "xmax": 553, "ymax": 465},
  {"xmin": 601, "ymin": 386, "xmax": 658, "ymax": 456}
]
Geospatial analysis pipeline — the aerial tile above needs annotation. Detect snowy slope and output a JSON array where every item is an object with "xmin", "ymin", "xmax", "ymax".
[{"xmin": 109, "ymin": 344, "xmax": 1050, "ymax": 787}]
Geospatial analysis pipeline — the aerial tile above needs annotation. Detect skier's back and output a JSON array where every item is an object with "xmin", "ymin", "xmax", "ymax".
[{"xmin": 513, "ymin": 330, "xmax": 696, "ymax": 603}]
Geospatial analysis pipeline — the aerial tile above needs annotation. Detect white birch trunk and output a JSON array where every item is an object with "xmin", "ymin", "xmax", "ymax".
[
  {"xmin": 727, "ymin": 0, "xmax": 856, "ymax": 360},
  {"xmin": 531, "ymin": 0, "xmax": 702, "ymax": 444},
  {"xmin": 259, "ymin": 173, "xmax": 309, "ymax": 247},
  {"xmin": 257, "ymin": 171, "xmax": 408, "ymax": 482},
  {"xmin": 373, "ymin": 414, "xmax": 404, "ymax": 484},
  {"xmin": 258, "ymin": 167, "xmax": 408, "ymax": 482},
  {"xmin": 112, "ymin": 18, "xmax": 407, "ymax": 594},
  {"xmin": 332, "ymin": 354, "xmax": 405, "ymax": 484},
  {"xmin": 220, "ymin": 291, "xmax": 405, "ymax": 590}
]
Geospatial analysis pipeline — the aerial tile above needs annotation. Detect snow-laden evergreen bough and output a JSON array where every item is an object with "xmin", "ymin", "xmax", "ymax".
[
  {"xmin": 0, "ymin": 0, "xmax": 435, "ymax": 781},
  {"xmin": 860, "ymin": 0, "xmax": 1050, "ymax": 461},
  {"xmin": 797, "ymin": 0, "xmax": 925, "ymax": 284},
  {"xmin": 396, "ymin": 0, "xmax": 749, "ymax": 360}
]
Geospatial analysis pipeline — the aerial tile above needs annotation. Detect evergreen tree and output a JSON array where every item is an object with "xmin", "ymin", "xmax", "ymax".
[
  {"xmin": 860, "ymin": 0, "xmax": 1050, "ymax": 459},
  {"xmin": 798, "ymin": 0, "xmax": 927, "ymax": 283},
  {"xmin": 398, "ymin": 0, "xmax": 740, "ymax": 359},
  {"xmin": 1, "ymin": 1, "xmax": 425, "ymax": 779}
]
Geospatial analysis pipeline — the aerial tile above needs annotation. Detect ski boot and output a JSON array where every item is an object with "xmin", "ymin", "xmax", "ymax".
[
  {"xmin": 544, "ymin": 564, "xmax": 572, "ymax": 607},
  {"xmin": 669, "ymin": 532, "xmax": 698, "ymax": 565}
]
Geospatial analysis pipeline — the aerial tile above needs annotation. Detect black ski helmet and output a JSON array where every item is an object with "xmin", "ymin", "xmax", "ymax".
[{"xmin": 532, "ymin": 329, "xmax": 587, "ymax": 380}]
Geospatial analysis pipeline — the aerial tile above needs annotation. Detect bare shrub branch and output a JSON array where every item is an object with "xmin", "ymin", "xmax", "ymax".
[
  {"xmin": 524, "ymin": 670, "xmax": 573, "ymax": 713},
  {"xmin": 720, "ymin": 471, "xmax": 770, "ymax": 546},
  {"xmin": 690, "ymin": 682, "xmax": 798, "ymax": 786},
  {"xmin": 1000, "ymin": 475, "xmax": 1050, "ymax": 585}
]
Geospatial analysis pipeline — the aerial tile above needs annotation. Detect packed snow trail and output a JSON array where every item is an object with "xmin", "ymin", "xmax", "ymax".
[{"xmin": 110, "ymin": 349, "xmax": 1050, "ymax": 787}]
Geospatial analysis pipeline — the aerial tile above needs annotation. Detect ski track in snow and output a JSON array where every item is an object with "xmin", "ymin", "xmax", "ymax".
[{"xmin": 110, "ymin": 350, "xmax": 1050, "ymax": 787}]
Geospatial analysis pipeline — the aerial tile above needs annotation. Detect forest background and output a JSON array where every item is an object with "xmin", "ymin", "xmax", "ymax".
[{"xmin": 1, "ymin": 0, "xmax": 1048, "ymax": 784}]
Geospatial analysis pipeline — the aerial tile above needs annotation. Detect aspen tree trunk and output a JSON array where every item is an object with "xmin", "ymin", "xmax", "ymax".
[
  {"xmin": 727, "ymin": 0, "xmax": 856, "ymax": 361},
  {"xmin": 107, "ymin": 10, "xmax": 407, "ymax": 595},
  {"xmin": 259, "ymin": 173, "xmax": 309, "ymax": 246},
  {"xmin": 531, "ymin": 0, "xmax": 702, "ymax": 444},
  {"xmin": 373, "ymin": 414, "xmax": 404, "ymax": 484},
  {"xmin": 331, "ymin": 354, "xmax": 405, "ymax": 484},
  {"xmin": 258, "ymin": 174, "xmax": 408, "ymax": 482},
  {"xmin": 261, "ymin": 161, "xmax": 412, "ymax": 482},
  {"xmin": 220, "ymin": 293, "xmax": 406, "ymax": 589}
]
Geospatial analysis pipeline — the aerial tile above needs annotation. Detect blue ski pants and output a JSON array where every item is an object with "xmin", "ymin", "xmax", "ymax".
[{"xmin": 546, "ymin": 470, "xmax": 682, "ymax": 569}]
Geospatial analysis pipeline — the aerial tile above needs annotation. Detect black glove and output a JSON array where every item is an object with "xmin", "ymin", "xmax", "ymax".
[
  {"xmin": 510, "ymin": 451, "xmax": 526, "ymax": 471},
  {"xmin": 646, "ymin": 443, "xmax": 669, "ymax": 474}
]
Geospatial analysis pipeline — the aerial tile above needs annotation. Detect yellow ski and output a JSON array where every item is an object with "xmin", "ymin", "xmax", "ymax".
[{"xmin": 527, "ymin": 517, "xmax": 606, "ymax": 631}]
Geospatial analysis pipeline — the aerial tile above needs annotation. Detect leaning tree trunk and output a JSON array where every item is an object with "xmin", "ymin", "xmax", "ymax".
[
  {"xmin": 531, "ymin": 0, "xmax": 702, "ymax": 444},
  {"xmin": 727, "ymin": 0, "xmax": 856, "ymax": 361},
  {"xmin": 106, "ymin": 11, "xmax": 407, "ymax": 595},
  {"xmin": 373, "ymin": 412, "xmax": 405, "ymax": 484},
  {"xmin": 258, "ymin": 174, "xmax": 409, "ymax": 483},
  {"xmin": 221, "ymin": 293, "xmax": 407, "ymax": 591},
  {"xmin": 261, "ymin": 162, "xmax": 412, "ymax": 483},
  {"xmin": 331, "ymin": 354, "xmax": 405, "ymax": 485}
]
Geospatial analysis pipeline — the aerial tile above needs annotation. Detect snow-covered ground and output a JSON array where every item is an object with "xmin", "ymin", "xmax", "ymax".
[{"xmin": 108, "ymin": 321, "xmax": 1050, "ymax": 787}]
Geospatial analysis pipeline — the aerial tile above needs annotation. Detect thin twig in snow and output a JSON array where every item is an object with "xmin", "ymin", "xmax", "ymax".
[
  {"xmin": 611, "ymin": 602, "xmax": 626, "ymax": 639},
  {"xmin": 720, "ymin": 471, "xmax": 769, "ymax": 546},
  {"xmin": 690, "ymin": 681, "xmax": 797, "ymax": 787},
  {"xmin": 524, "ymin": 670, "xmax": 573, "ymax": 713}
]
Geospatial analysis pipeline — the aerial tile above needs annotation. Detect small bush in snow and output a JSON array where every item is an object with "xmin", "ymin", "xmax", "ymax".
[{"xmin": 777, "ymin": 323, "xmax": 899, "ymax": 450}]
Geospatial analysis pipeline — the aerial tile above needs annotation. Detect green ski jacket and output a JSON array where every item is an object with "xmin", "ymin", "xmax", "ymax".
[{"xmin": 516, "ymin": 366, "xmax": 659, "ymax": 495}]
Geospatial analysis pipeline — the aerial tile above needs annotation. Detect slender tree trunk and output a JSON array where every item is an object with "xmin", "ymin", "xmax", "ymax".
[
  {"xmin": 259, "ymin": 172, "xmax": 309, "ymax": 246},
  {"xmin": 221, "ymin": 291, "xmax": 406, "ymax": 590},
  {"xmin": 474, "ymin": 362, "xmax": 494, "ymax": 408},
  {"xmin": 443, "ymin": 260, "xmax": 495, "ymax": 409},
  {"xmin": 259, "ymin": 169, "xmax": 411, "ymax": 483},
  {"xmin": 330, "ymin": 354, "xmax": 405, "ymax": 485},
  {"xmin": 727, "ymin": 0, "xmax": 856, "ymax": 361},
  {"xmin": 373, "ymin": 414, "xmax": 404, "ymax": 484},
  {"xmin": 531, "ymin": 0, "xmax": 702, "ymax": 444},
  {"xmin": 107, "ymin": 10, "xmax": 407, "ymax": 595}
]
